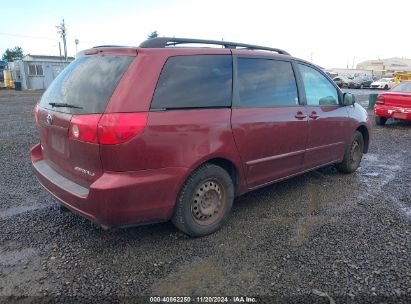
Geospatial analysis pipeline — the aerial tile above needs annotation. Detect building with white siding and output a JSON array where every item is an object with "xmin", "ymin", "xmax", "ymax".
[
  {"xmin": 8, "ymin": 55, "xmax": 74, "ymax": 90},
  {"xmin": 356, "ymin": 57, "xmax": 411, "ymax": 77}
]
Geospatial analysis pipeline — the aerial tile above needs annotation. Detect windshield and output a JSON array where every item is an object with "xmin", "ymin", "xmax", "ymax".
[
  {"xmin": 391, "ymin": 82, "xmax": 411, "ymax": 93},
  {"xmin": 39, "ymin": 55, "xmax": 133, "ymax": 114}
]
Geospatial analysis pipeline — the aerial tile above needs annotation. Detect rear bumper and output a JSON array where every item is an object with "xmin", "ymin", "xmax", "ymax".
[
  {"xmin": 30, "ymin": 143, "xmax": 188, "ymax": 227},
  {"xmin": 374, "ymin": 105, "xmax": 411, "ymax": 121}
]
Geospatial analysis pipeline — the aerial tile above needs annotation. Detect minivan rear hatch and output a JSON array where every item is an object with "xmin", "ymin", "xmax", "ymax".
[{"xmin": 36, "ymin": 54, "xmax": 134, "ymax": 187}]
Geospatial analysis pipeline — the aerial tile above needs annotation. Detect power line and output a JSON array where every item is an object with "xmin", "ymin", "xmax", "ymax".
[
  {"xmin": 0, "ymin": 31, "xmax": 101, "ymax": 45},
  {"xmin": 0, "ymin": 30, "xmax": 121, "ymax": 56},
  {"xmin": 0, "ymin": 32, "xmax": 57, "ymax": 41}
]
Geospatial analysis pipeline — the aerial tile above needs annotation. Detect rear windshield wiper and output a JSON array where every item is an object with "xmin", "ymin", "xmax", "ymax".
[{"xmin": 48, "ymin": 102, "xmax": 83, "ymax": 109}]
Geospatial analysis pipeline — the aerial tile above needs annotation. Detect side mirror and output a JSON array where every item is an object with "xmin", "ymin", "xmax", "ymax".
[{"xmin": 343, "ymin": 93, "xmax": 355, "ymax": 106}]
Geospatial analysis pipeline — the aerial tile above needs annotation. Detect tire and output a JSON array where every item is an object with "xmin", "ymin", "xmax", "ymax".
[
  {"xmin": 336, "ymin": 131, "xmax": 364, "ymax": 174},
  {"xmin": 375, "ymin": 116, "xmax": 387, "ymax": 126},
  {"xmin": 384, "ymin": 85, "xmax": 388, "ymax": 90},
  {"xmin": 172, "ymin": 164, "xmax": 234, "ymax": 237}
]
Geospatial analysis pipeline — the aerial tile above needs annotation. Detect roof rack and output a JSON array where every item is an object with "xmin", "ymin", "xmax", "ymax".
[
  {"xmin": 92, "ymin": 45, "xmax": 124, "ymax": 48},
  {"xmin": 139, "ymin": 37, "xmax": 290, "ymax": 56}
]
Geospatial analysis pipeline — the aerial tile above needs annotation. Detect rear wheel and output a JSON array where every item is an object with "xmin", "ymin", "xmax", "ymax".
[
  {"xmin": 375, "ymin": 116, "xmax": 387, "ymax": 126},
  {"xmin": 172, "ymin": 164, "xmax": 234, "ymax": 237},
  {"xmin": 336, "ymin": 131, "xmax": 364, "ymax": 174}
]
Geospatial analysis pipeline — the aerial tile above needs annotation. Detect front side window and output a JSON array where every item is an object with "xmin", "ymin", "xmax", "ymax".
[
  {"xmin": 236, "ymin": 58, "xmax": 298, "ymax": 107},
  {"xmin": 151, "ymin": 55, "xmax": 232, "ymax": 109},
  {"xmin": 299, "ymin": 64, "xmax": 339, "ymax": 106}
]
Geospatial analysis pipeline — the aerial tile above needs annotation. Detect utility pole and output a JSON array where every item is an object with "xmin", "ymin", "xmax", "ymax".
[
  {"xmin": 56, "ymin": 19, "xmax": 67, "ymax": 62},
  {"xmin": 75, "ymin": 39, "xmax": 79, "ymax": 58}
]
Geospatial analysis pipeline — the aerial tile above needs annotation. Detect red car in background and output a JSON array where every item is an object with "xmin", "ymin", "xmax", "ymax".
[{"xmin": 375, "ymin": 81, "xmax": 411, "ymax": 125}]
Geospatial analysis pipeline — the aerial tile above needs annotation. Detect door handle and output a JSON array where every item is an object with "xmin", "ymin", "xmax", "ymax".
[
  {"xmin": 295, "ymin": 112, "xmax": 307, "ymax": 119},
  {"xmin": 309, "ymin": 111, "xmax": 319, "ymax": 119}
]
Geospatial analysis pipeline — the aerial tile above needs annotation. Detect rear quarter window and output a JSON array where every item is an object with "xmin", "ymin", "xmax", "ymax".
[
  {"xmin": 39, "ymin": 55, "xmax": 133, "ymax": 114},
  {"xmin": 151, "ymin": 55, "xmax": 232, "ymax": 110}
]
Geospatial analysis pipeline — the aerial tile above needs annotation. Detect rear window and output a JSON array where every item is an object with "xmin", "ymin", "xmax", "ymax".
[
  {"xmin": 391, "ymin": 82, "xmax": 411, "ymax": 93},
  {"xmin": 151, "ymin": 55, "xmax": 232, "ymax": 110},
  {"xmin": 39, "ymin": 55, "xmax": 133, "ymax": 114}
]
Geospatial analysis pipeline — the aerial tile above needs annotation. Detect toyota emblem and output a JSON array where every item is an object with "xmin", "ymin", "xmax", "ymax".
[{"xmin": 46, "ymin": 113, "xmax": 53, "ymax": 125}]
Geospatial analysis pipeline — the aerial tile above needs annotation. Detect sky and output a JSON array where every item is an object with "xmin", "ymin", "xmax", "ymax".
[{"xmin": 0, "ymin": 0, "xmax": 410, "ymax": 68}]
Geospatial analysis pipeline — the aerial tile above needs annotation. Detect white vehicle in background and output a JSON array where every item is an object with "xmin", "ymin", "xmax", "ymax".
[{"xmin": 370, "ymin": 78, "xmax": 395, "ymax": 90}]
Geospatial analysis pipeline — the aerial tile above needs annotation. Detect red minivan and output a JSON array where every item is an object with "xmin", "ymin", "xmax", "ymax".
[{"xmin": 31, "ymin": 38, "xmax": 371, "ymax": 236}]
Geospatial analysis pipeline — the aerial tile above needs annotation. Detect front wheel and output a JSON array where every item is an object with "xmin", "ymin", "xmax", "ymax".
[
  {"xmin": 336, "ymin": 131, "xmax": 364, "ymax": 174},
  {"xmin": 384, "ymin": 84, "xmax": 388, "ymax": 90},
  {"xmin": 172, "ymin": 164, "xmax": 234, "ymax": 237}
]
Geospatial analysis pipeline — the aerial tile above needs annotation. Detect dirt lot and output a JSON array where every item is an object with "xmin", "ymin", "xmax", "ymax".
[{"xmin": 0, "ymin": 89, "xmax": 410, "ymax": 303}]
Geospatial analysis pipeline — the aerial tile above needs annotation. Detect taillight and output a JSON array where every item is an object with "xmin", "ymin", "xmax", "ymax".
[
  {"xmin": 98, "ymin": 113, "xmax": 148, "ymax": 145},
  {"xmin": 376, "ymin": 95, "xmax": 385, "ymax": 104},
  {"xmin": 69, "ymin": 114, "xmax": 102, "ymax": 144},
  {"xmin": 69, "ymin": 113, "xmax": 148, "ymax": 145},
  {"xmin": 34, "ymin": 104, "xmax": 40, "ymax": 125}
]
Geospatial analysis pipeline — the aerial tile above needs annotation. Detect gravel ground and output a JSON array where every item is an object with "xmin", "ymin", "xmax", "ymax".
[{"xmin": 0, "ymin": 89, "xmax": 410, "ymax": 303}]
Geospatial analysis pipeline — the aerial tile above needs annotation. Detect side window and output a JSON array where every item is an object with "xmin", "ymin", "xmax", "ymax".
[
  {"xmin": 298, "ymin": 64, "xmax": 339, "ymax": 106},
  {"xmin": 151, "ymin": 55, "xmax": 232, "ymax": 109},
  {"xmin": 236, "ymin": 58, "xmax": 299, "ymax": 107}
]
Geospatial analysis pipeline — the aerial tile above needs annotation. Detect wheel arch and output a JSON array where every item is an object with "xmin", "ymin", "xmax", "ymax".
[
  {"xmin": 356, "ymin": 124, "xmax": 370, "ymax": 153},
  {"xmin": 206, "ymin": 158, "xmax": 241, "ymax": 196},
  {"xmin": 180, "ymin": 157, "xmax": 244, "ymax": 198}
]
